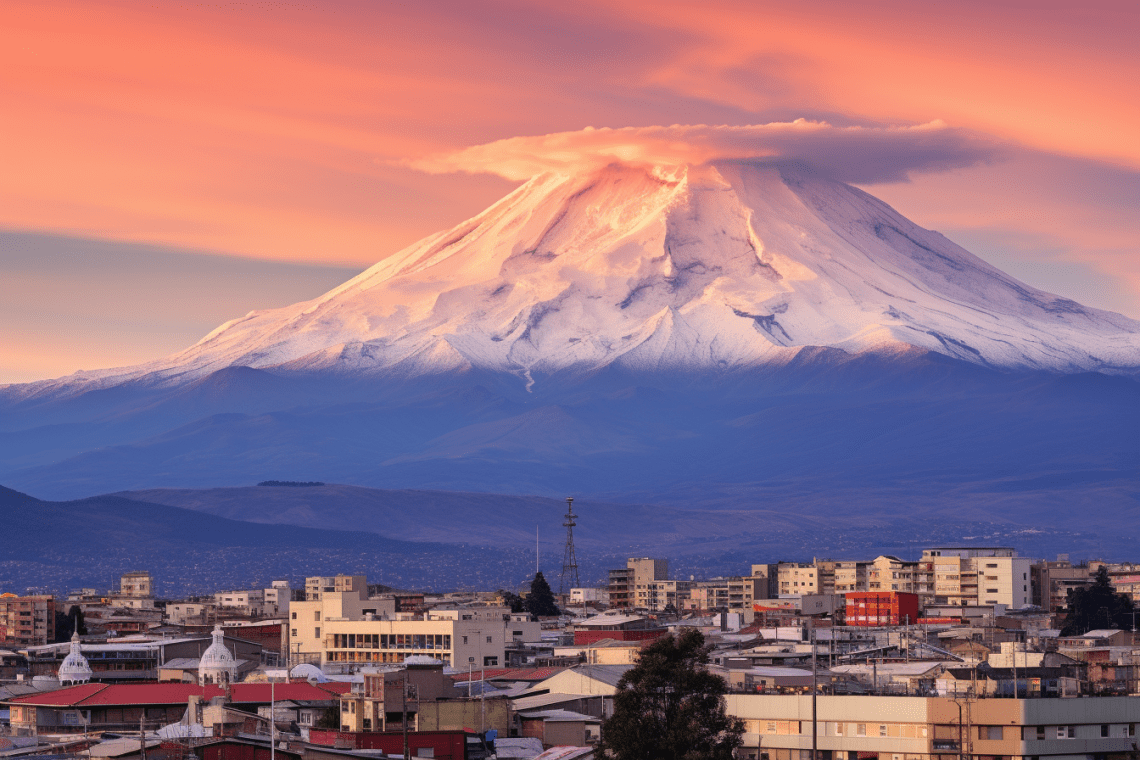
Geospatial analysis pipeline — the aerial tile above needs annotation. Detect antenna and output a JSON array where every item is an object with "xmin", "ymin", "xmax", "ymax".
[
  {"xmin": 560, "ymin": 497, "xmax": 580, "ymax": 595},
  {"xmin": 536, "ymin": 525, "xmax": 540, "ymax": 576}
]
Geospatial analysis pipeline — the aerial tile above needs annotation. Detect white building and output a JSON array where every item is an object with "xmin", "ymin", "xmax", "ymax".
[{"xmin": 923, "ymin": 547, "xmax": 1032, "ymax": 608}]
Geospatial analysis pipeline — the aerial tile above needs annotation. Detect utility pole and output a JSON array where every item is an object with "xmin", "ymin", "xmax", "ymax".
[
  {"xmin": 139, "ymin": 717, "xmax": 147, "ymax": 760},
  {"xmin": 810, "ymin": 618, "xmax": 818, "ymax": 760},
  {"xmin": 402, "ymin": 670, "xmax": 410, "ymax": 760},
  {"xmin": 559, "ymin": 497, "xmax": 580, "ymax": 596}
]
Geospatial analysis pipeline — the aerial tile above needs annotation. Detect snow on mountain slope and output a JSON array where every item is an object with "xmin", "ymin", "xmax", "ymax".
[{"xmin": 10, "ymin": 160, "xmax": 1140, "ymax": 397}]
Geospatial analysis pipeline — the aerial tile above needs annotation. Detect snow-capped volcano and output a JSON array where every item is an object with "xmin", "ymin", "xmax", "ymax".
[{"xmin": 21, "ymin": 161, "xmax": 1140, "ymax": 394}]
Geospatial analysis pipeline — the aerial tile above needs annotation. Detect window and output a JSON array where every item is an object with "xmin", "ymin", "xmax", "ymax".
[
  {"xmin": 462, "ymin": 636, "xmax": 468, "ymax": 645},
  {"xmin": 314, "ymin": 627, "xmax": 320, "ymax": 638},
  {"xmin": 834, "ymin": 723, "xmax": 843, "ymax": 736},
  {"xmin": 291, "ymin": 612, "xmax": 297, "ymax": 620},
  {"xmin": 486, "ymin": 635, "xmax": 492, "ymax": 644},
  {"xmin": 857, "ymin": 724, "xmax": 867, "ymax": 737},
  {"xmin": 314, "ymin": 611, "xmax": 321, "ymax": 621},
  {"xmin": 483, "ymin": 656, "xmax": 498, "ymax": 667},
  {"xmin": 291, "ymin": 628, "xmax": 298, "ymax": 637},
  {"xmin": 1101, "ymin": 725, "xmax": 1109, "ymax": 738},
  {"xmin": 1036, "ymin": 726, "xmax": 1045, "ymax": 740},
  {"xmin": 880, "ymin": 725, "xmax": 888, "ymax": 737}
]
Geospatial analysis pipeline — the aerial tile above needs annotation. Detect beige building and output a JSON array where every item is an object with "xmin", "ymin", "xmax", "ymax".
[
  {"xmin": 119, "ymin": 572, "xmax": 153, "ymax": 597},
  {"xmin": 778, "ymin": 564, "xmax": 819, "ymax": 596},
  {"xmin": 729, "ymin": 577, "xmax": 770, "ymax": 610},
  {"xmin": 289, "ymin": 582, "xmax": 540, "ymax": 670},
  {"xmin": 832, "ymin": 562, "xmax": 869, "ymax": 593},
  {"xmin": 0, "ymin": 594, "xmax": 55, "ymax": 647},
  {"xmin": 628, "ymin": 558, "xmax": 669, "ymax": 610},
  {"xmin": 924, "ymin": 547, "xmax": 1032, "ymax": 608},
  {"xmin": 727, "ymin": 693, "xmax": 1140, "ymax": 760}
]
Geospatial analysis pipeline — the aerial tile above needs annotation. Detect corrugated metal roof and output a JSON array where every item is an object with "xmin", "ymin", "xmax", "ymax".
[{"xmin": 5, "ymin": 681, "xmax": 349, "ymax": 707}]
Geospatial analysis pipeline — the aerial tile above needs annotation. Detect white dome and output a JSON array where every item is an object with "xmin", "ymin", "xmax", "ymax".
[
  {"xmin": 288, "ymin": 663, "xmax": 328, "ymax": 683},
  {"xmin": 58, "ymin": 632, "xmax": 92, "ymax": 685},
  {"xmin": 198, "ymin": 625, "xmax": 237, "ymax": 685}
]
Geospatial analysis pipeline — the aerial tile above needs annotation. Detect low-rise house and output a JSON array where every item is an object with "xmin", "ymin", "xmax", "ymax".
[{"xmin": 518, "ymin": 709, "xmax": 600, "ymax": 749}]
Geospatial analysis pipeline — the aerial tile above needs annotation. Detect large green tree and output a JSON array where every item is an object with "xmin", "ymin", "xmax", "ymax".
[
  {"xmin": 599, "ymin": 629, "xmax": 744, "ymax": 760},
  {"xmin": 525, "ymin": 572, "xmax": 560, "ymax": 617},
  {"xmin": 1061, "ymin": 566, "xmax": 1136, "ymax": 636}
]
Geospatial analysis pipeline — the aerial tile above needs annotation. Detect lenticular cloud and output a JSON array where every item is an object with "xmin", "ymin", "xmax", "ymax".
[{"xmin": 409, "ymin": 120, "xmax": 1004, "ymax": 184}]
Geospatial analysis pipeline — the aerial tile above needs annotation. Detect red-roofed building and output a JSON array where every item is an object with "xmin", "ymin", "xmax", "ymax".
[{"xmin": 3, "ymin": 681, "xmax": 345, "ymax": 735}]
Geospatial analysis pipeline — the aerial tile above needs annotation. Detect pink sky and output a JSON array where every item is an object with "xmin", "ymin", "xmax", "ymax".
[{"xmin": 2, "ymin": 0, "xmax": 1137, "ymax": 382}]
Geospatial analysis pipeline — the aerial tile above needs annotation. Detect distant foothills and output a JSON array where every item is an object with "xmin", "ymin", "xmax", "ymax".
[{"xmin": 0, "ymin": 481, "xmax": 1133, "ymax": 598}]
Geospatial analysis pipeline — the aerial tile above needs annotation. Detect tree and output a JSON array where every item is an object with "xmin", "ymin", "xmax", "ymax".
[
  {"xmin": 524, "ymin": 572, "xmax": 560, "ymax": 617},
  {"xmin": 598, "ymin": 629, "xmax": 744, "ymax": 760},
  {"xmin": 1061, "ymin": 566, "xmax": 1136, "ymax": 636},
  {"xmin": 54, "ymin": 605, "xmax": 87, "ymax": 641}
]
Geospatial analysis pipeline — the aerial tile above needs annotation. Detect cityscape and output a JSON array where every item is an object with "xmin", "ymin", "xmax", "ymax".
[{"xmin": 2, "ymin": 2, "xmax": 1138, "ymax": 760}]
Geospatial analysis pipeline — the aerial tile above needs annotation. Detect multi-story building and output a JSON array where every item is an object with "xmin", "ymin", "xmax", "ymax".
[
  {"xmin": 778, "ymin": 563, "xmax": 819, "ymax": 595},
  {"xmin": 684, "ymin": 581, "xmax": 730, "ymax": 612},
  {"xmin": 628, "ymin": 558, "xmax": 669, "ymax": 610},
  {"xmin": 751, "ymin": 564, "xmax": 780, "ymax": 598},
  {"xmin": 832, "ymin": 561, "xmax": 869, "ymax": 593},
  {"xmin": 1031, "ymin": 558, "xmax": 1093, "ymax": 612},
  {"xmin": 868, "ymin": 555, "xmax": 922, "ymax": 594},
  {"xmin": 0, "ymin": 594, "xmax": 55, "ymax": 647},
  {"xmin": 264, "ymin": 580, "xmax": 291, "ymax": 616},
  {"xmin": 607, "ymin": 568, "xmax": 633, "ymax": 610},
  {"xmin": 643, "ymin": 579, "xmax": 692, "ymax": 613},
  {"xmin": 214, "ymin": 589, "xmax": 267, "ymax": 616},
  {"xmin": 320, "ymin": 608, "xmax": 538, "ymax": 670},
  {"xmin": 118, "ymin": 572, "xmax": 152, "ymax": 597},
  {"xmin": 1105, "ymin": 562, "xmax": 1140, "ymax": 606},
  {"xmin": 727, "ymin": 693, "xmax": 1140, "ymax": 760},
  {"xmin": 728, "ymin": 577, "xmax": 768, "ymax": 610},
  {"xmin": 924, "ymin": 547, "xmax": 1032, "ymax": 609},
  {"xmin": 306, "ymin": 574, "xmax": 367, "ymax": 601}
]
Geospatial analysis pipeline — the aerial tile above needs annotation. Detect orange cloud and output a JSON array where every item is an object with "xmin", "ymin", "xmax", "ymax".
[{"xmin": 408, "ymin": 121, "xmax": 1002, "ymax": 183}]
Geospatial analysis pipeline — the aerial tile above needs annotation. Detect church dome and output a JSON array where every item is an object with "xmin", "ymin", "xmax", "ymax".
[
  {"xmin": 58, "ymin": 632, "xmax": 92, "ymax": 685},
  {"xmin": 198, "ymin": 624, "xmax": 237, "ymax": 685}
]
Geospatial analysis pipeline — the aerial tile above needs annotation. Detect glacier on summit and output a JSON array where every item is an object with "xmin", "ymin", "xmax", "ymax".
[{"xmin": 12, "ymin": 160, "xmax": 1140, "ymax": 400}]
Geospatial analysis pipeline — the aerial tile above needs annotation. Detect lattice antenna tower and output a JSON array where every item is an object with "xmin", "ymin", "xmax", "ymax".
[{"xmin": 560, "ymin": 497, "xmax": 580, "ymax": 595}]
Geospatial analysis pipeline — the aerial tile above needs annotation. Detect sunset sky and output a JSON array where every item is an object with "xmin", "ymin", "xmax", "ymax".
[{"xmin": 2, "ymin": 0, "xmax": 1138, "ymax": 383}]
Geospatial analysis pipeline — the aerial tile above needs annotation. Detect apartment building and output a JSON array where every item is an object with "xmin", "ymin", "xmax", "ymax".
[
  {"xmin": 628, "ymin": 558, "xmax": 669, "ymax": 610},
  {"xmin": 607, "ymin": 568, "xmax": 633, "ymax": 610},
  {"xmin": 684, "ymin": 581, "xmax": 730, "ymax": 612},
  {"xmin": 214, "ymin": 589, "xmax": 267, "ymax": 615},
  {"xmin": 751, "ymin": 564, "xmax": 780, "ymax": 598},
  {"xmin": 119, "ymin": 572, "xmax": 153, "ymax": 597},
  {"xmin": 728, "ymin": 693, "xmax": 1140, "ymax": 760},
  {"xmin": 778, "ymin": 564, "xmax": 819, "ymax": 595},
  {"xmin": 306, "ymin": 574, "xmax": 367, "ymax": 601},
  {"xmin": 868, "ymin": 555, "xmax": 923, "ymax": 594},
  {"xmin": 832, "ymin": 562, "xmax": 869, "ymax": 593},
  {"xmin": 264, "ymin": 580, "xmax": 291, "ymax": 616},
  {"xmin": 1031, "ymin": 559, "xmax": 1092, "ymax": 612},
  {"xmin": 644, "ymin": 579, "xmax": 693, "ymax": 613},
  {"xmin": 321, "ymin": 608, "xmax": 539, "ymax": 670},
  {"xmin": 924, "ymin": 547, "xmax": 1032, "ymax": 608},
  {"xmin": 728, "ymin": 576, "xmax": 770, "ymax": 610},
  {"xmin": 0, "ymin": 594, "xmax": 55, "ymax": 647}
]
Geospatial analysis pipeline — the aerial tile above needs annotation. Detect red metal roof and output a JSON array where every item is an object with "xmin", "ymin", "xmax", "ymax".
[
  {"xmin": 6, "ymin": 683, "xmax": 108, "ymax": 706},
  {"xmin": 448, "ymin": 666, "xmax": 565, "ymax": 683},
  {"xmin": 5, "ymin": 681, "xmax": 345, "ymax": 708}
]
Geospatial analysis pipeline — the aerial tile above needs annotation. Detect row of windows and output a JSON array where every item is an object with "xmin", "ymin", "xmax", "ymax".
[{"xmin": 329, "ymin": 633, "xmax": 453, "ymax": 650}]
